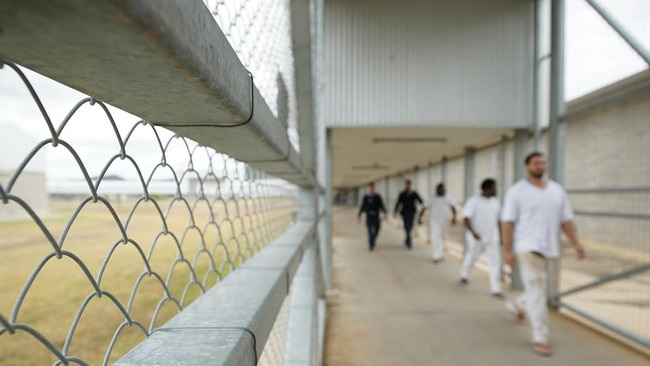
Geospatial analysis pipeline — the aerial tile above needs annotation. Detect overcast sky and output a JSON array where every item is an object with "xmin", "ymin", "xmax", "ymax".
[
  {"xmin": 1, "ymin": 0, "xmax": 648, "ymax": 182},
  {"xmin": 565, "ymin": 0, "xmax": 649, "ymax": 99}
]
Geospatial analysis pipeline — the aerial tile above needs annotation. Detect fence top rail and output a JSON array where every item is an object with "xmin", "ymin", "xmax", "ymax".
[
  {"xmin": 115, "ymin": 219, "xmax": 317, "ymax": 365},
  {"xmin": 0, "ymin": 0, "xmax": 315, "ymax": 186}
]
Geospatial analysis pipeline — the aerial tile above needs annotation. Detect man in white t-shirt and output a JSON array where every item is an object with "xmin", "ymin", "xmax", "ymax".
[
  {"xmin": 422, "ymin": 183, "xmax": 457, "ymax": 263},
  {"xmin": 459, "ymin": 178, "xmax": 502, "ymax": 297},
  {"xmin": 501, "ymin": 152, "xmax": 586, "ymax": 357}
]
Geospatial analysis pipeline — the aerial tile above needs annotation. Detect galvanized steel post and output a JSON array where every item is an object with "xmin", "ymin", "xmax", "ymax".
[{"xmin": 548, "ymin": 0, "xmax": 566, "ymax": 302}]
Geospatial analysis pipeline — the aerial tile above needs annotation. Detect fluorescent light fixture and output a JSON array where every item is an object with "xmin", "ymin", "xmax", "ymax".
[
  {"xmin": 373, "ymin": 137, "xmax": 447, "ymax": 143},
  {"xmin": 352, "ymin": 164, "xmax": 390, "ymax": 170}
]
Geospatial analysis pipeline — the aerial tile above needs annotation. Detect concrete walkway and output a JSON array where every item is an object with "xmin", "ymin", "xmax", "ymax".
[{"xmin": 324, "ymin": 207, "xmax": 648, "ymax": 366}]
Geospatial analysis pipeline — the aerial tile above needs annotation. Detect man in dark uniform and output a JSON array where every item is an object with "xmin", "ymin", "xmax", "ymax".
[
  {"xmin": 358, "ymin": 182, "xmax": 387, "ymax": 251},
  {"xmin": 394, "ymin": 179, "xmax": 424, "ymax": 249}
]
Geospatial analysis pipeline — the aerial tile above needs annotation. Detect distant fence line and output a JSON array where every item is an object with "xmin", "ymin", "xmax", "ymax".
[{"xmin": 0, "ymin": 59, "xmax": 299, "ymax": 365}]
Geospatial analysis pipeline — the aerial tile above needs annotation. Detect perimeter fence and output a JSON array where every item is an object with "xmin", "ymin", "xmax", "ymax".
[
  {"xmin": 362, "ymin": 85, "xmax": 650, "ymax": 353},
  {"xmin": 0, "ymin": 58, "xmax": 298, "ymax": 365}
]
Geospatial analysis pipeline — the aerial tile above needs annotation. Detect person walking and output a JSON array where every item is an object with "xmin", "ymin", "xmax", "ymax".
[
  {"xmin": 425, "ymin": 183, "xmax": 457, "ymax": 262},
  {"xmin": 393, "ymin": 179, "xmax": 424, "ymax": 249},
  {"xmin": 358, "ymin": 182, "xmax": 387, "ymax": 251},
  {"xmin": 501, "ymin": 152, "xmax": 586, "ymax": 357},
  {"xmin": 459, "ymin": 178, "xmax": 502, "ymax": 297}
]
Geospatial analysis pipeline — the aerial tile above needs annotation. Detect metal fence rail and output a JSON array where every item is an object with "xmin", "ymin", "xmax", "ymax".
[
  {"xmin": 555, "ymin": 188, "xmax": 650, "ymax": 351},
  {"xmin": 0, "ymin": 60, "xmax": 298, "ymax": 365},
  {"xmin": 204, "ymin": 0, "xmax": 300, "ymax": 150},
  {"xmin": 362, "ymin": 110, "xmax": 650, "ymax": 353}
]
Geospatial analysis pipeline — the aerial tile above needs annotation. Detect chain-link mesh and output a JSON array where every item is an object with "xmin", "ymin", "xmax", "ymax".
[
  {"xmin": 561, "ymin": 93, "xmax": 650, "ymax": 345},
  {"xmin": 203, "ymin": 0, "xmax": 300, "ymax": 151},
  {"xmin": 258, "ymin": 292, "xmax": 292, "ymax": 366},
  {"xmin": 0, "ymin": 60, "xmax": 298, "ymax": 365}
]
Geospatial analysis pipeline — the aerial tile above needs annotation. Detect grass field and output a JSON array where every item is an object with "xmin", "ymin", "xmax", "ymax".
[{"xmin": 0, "ymin": 197, "xmax": 296, "ymax": 365}]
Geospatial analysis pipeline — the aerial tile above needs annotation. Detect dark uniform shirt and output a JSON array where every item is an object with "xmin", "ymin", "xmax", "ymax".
[
  {"xmin": 394, "ymin": 190, "xmax": 424, "ymax": 214},
  {"xmin": 358, "ymin": 193, "xmax": 387, "ymax": 219}
]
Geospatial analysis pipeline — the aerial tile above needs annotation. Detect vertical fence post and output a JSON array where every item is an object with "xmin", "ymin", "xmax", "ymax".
[
  {"xmin": 510, "ymin": 129, "xmax": 530, "ymax": 291},
  {"xmin": 463, "ymin": 147, "xmax": 476, "ymax": 252},
  {"xmin": 441, "ymin": 156, "xmax": 448, "ymax": 187},
  {"xmin": 548, "ymin": 0, "xmax": 567, "ymax": 303}
]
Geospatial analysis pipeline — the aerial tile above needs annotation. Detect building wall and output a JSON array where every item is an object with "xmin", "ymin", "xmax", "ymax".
[
  {"xmin": 564, "ymin": 88, "xmax": 650, "ymax": 251},
  {"xmin": 0, "ymin": 171, "xmax": 48, "ymax": 221},
  {"xmin": 0, "ymin": 123, "xmax": 47, "ymax": 221},
  {"xmin": 323, "ymin": 0, "xmax": 534, "ymax": 128},
  {"xmin": 370, "ymin": 75, "xmax": 650, "ymax": 254},
  {"xmin": 474, "ymin": 145, "xmax": 501, "ymax": 196},
  {"xmin": 446, "ymin": 157, "xmax": 465, "ymax": 204}
]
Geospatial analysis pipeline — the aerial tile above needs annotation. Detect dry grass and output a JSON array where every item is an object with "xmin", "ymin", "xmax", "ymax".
[{"xmin": 0, "ymin": 198, "xmax": 294, "ymax": 365}]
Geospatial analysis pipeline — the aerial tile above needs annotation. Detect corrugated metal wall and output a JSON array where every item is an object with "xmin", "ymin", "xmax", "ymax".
[{"xmin": 323, "ymin": 0, "xmax": 534, "ymax": 128}]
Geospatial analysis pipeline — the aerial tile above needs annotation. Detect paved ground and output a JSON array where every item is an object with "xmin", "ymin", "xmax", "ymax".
[{"xmin": 324, "ymin": 206, "xmax": 648, "ymax": 366}]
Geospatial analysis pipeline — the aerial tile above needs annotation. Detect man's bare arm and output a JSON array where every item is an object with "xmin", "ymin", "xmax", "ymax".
[
  {"xmin": 501, "ymin": 221, "xmax": 515, "ymax": 267},
  {"xmin": 561, "ymin": 220, "xmax": 586, "ymax": 259}
]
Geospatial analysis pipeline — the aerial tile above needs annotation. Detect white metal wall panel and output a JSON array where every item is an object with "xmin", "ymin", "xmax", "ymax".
[
  {"xmin": 446, "ymin": 157, "xmax": 466, "ymax": 203},
  {"xmin": 323, "ymin": 0, "xmax": 534, "ymax": 128},
  {"xmin": 430, "ymin": 165, "xmax": 442, "ymax": 194},
  {"xmin": 474, "ymin": 145, "xmax": 500, "ymax": 195},
  {"xmin": 503, "ymin": 139, "xmax": 515, "ymax": 187},
  {"xmin": 416, "ymin": 169, "xmax": 428, "ymax": 196}
]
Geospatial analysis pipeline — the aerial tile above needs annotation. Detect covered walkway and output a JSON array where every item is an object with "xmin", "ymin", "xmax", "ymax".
[{"xmin": 324, "ymin": 206, "xmax": 647, "ymax": 366}]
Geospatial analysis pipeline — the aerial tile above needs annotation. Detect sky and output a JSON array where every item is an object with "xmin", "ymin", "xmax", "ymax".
[
  {"xmin": 565, "ymin": 0, "xmax": 650, "ymax": 99},
  {"xmin": 0, "ymin": 0, "xmax": 648, "ymax": 186}
]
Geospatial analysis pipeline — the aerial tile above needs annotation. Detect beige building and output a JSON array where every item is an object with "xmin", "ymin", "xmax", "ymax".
[{"xmin": 0, "ymin": 123, "xmax": 47, "ymax": 221}]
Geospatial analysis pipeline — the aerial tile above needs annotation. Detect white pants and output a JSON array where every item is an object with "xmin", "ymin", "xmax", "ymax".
[
  {"xmin": 430, "ymin": 221, "xmax": 448, "ymax": 260},
  {"xmin": 460, "ymin": 235, "xmax": 502, "ymax": 293},
  {"xmin": 515, "ymin": 252, "xmax": 558, "ymax": 343}
]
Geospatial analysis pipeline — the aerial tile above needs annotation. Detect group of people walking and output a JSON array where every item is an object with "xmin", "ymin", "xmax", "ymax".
[{"xmin": 357, "ymin": 152, "xmax": 586, "ymax": 357}]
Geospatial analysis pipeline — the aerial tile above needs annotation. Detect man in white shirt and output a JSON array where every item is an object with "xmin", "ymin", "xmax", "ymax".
[
  {"xmin": 422, "ymin": 183, "xmax": 457, "ymax": 263},
  {"xmin": 459, "ymin": 178, "xmax": 502, "ymax": 297},
  {"xmin": 501, "ymin": 152, "xmax": 586, "ymax": 357}
]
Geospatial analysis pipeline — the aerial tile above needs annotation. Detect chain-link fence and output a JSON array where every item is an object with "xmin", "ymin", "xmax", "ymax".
[
  {"xmin": 359, "ymin": 85, "xmax": 650, "ymax": 351},
  {"xmin": 558, "ymin": 89, "xmax": 650, "ymax": 350},
  {"xmin": 0, "ymin": 59, "xmax": 298, "ymax": 365},
  {"xmin": 203, "ymin": 0, "xmax": 300, "ymax": 151}
]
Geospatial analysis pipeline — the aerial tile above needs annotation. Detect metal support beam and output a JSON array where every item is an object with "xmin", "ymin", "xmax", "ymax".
[
  {"xmin": 115, "ymin": 221, "xmax": 316, "ymax": 365},
  {"xmin": 427, "ymin": 163, "xmax": 434, "ymax": 243},
  {"xmin": 549, "ymin": 0, "xmax": 570, "ymax": 184},
  {"xmin": 549, "ymin": 0, "xmax": 567, "ymax": 183},
  {"xmin": 511, "ymin": 129, "xmax": 530, "ymax": 291},
  {"xmin": 499, "ymin": 136, "xmax": 509, "ymax": 202},
  {"xmin": 585, "ymin": 0, "xmax": 650, "ymax": 66},
  {"xmin": 464, "ymin": 147, "xmax": 476, "ymax": 202},
  {"xmin": 0, "ymin": 0, "xmax": 314, "ymax": 186},
  {"xmin": 319, "ymin": 128, "xmax": 333, "ymax": 289},
  {"xmin": 532, "ymin": 0, "xmax": 543, "ymax": 151},
  {"xmin": 463, "ymin": 147, "xmax": 476, "ymax": 251},
  {"xmin": 284, "ymin": 239, "xmax": 324, "ymax": 366},
  {"xmin": 290, "ymin": 0, "xmax": 318, "ymax": 178},
  {"xmin": 513, "ymin": 130, "xmax": 530, "ymax": 181},
  {"xmin": 441, "ymin": 156, "xmax": 448, "ymax": 186},
  {"xmin": 548, "ymin": 0, "xmax": 566, "ymax": 300},
  {"xmin": 299, "ymin": 187, "xmax": 318, "ymax": 222}
]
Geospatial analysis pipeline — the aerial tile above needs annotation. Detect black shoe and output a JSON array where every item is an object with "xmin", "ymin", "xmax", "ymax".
[{"xmin": 460, "ymin": 278, "xmax": 468, "ymax": 285}]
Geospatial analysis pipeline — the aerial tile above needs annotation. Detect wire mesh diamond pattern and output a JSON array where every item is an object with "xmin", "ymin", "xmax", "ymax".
[{"xmin": 0, "ymin": 59, "xmax": 298, "ymax": 365}]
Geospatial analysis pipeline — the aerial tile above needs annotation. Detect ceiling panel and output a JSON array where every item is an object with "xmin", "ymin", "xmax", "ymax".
[{"xmin": 331, "ymin": 126, "xmax": 513, "ymax": 188}]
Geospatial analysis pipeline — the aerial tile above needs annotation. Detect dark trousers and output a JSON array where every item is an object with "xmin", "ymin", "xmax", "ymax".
[
  {"xmin": 400, "ymin": 211, "xmax": 415, "ymax": 247},
  {"xmin": 366, "ymin": 217, "xmax": 381, "ymax": 249}
]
